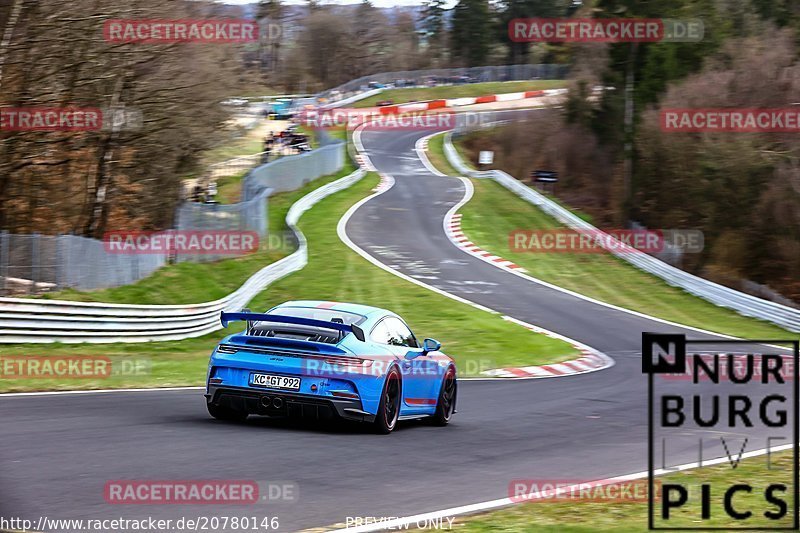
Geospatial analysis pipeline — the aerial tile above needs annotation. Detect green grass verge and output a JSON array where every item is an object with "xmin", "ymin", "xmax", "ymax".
[
  {"xmin": 215, "ymin": 171, "xmax": 248, "ymax": 204},
  {"xmin": 426, "ymin": 133, "xmax": 461, "ymax": 177},
  {"xmin": 425, "ymin": 135, "xmax": 793, "ymax": 340},
  {"xmin": 244, "ymin": 173, "xmax": 579, "ymax": 371},
  {"xmin": 202, "ymin": 133, "xmax": 264, "ymax": 166},
  {"xmin": 40, "ymin": 162, "xmax": 358, "ymax": 305},
  {"xmin": 456, "ymin": 451, "xmax": 795, "ymax": 531},
  {"xmin": 461, "ymin": 180, "xmax": 793, "ymax": 340},
  {"xmin": 352, "ymin": 80, "xmax": 567, "ymax": 108},
  {"xmin": 325, "ymin": 127, "xmax": 347, "ymax": 141},
  {"xmin": 0, "ymin": 170, "xmax": 578, "ymax": 392},
  {"xmin": 215, "ymin": 128, "xmax": 341, "ymax": 205}
]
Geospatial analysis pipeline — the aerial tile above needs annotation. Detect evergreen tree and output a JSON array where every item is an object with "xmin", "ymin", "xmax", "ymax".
[{"xmin": 451, "ymin": 0, "xmax": 491, "ymax": 66}]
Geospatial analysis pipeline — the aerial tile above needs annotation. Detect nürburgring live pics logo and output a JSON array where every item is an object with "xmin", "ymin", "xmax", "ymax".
[{"xmin": 643, "ymin": 333, "xmax": 799, "ymax": 530}]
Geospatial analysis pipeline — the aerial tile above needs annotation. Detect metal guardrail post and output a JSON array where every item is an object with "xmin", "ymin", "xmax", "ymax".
[
  {"xmin": 442, "ymin": 129, "xmax": 800, "ymax": 332},
  {"xmin": 0, "ymin": 166, "xmax": 365, "ymax": 344},
  {"xmin": 0, "ymin": 230, "xmax": 8, "ymax": 295},
  {"xmin": 55, "ymin": 234, "xmax": 63, "ymax": 289},
  {"xmin": 30, "ymin": 232, "xmax": 39, "ymax": 295}
]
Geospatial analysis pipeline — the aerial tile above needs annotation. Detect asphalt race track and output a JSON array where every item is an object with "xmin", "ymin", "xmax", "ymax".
[{"xmin": 2, "ymin": 124, "xmax": 795, "ymax": 532}]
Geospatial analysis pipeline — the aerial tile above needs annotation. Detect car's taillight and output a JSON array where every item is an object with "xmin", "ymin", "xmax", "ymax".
[
  {"xmin": 324, "ymin": 358, "xmax": 373, "ymax": 368},
  {"xmin": 217, "ymin": 345, "xmax": 238, "ymax": 354},
  {"xmin": 330, "ymin": 390, "xmax": 360, "ymax": 399}
]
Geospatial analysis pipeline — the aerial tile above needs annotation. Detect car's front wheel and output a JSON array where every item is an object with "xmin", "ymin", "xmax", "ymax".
[
  {"xmin": 207, "ymin": 402, "xmax": 248, "ymax": 422},
  {"xmin": 373, "ymin": 367, "xmax": 401, "ymax": 434},
  {"xmin": 432, "ymin": 367, "xmax": 456, "ymax": 426}
]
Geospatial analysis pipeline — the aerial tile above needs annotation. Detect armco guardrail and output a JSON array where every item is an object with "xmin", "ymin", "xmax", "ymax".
[
  {"xmin": 0, "ymin": 165, "xmax": 366, "ymax": 344},
  {"xmin": 444, "ymin": 131, "xmax": 800, "ymax": 333},
  {"xmin": 319, "ymin": 64, "xmax": 568, "ymax": 101},
  {"xmin": 321, "ymin": 88, "xmax": 384, "ymax": 109}
]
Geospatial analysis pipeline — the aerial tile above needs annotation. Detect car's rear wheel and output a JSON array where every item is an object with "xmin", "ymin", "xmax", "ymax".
[
  {"xmin": 432, "ymin": 367, "xmax": 457, "ymax": 426},
  {"xmin": 373, "ymin": 368, "xmax": 401, "ymax": 434},
  {"xmin": 207, "ymin": 402, "xmax": 248, "ymax": 422}
]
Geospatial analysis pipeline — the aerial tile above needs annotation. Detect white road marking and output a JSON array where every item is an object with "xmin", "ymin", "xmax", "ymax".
[{"xmin": 331, "ymin": 443, "xmax": 795, "ymax": 532}]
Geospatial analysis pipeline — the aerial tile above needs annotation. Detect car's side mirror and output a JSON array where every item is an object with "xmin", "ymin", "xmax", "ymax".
[{"xmin": 422, "ymin": 338, "xmax": 442, "ymax": 355}]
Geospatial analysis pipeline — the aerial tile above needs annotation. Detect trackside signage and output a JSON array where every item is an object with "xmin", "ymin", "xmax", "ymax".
[{"xmin": 643, "ymin": 333, "xmax": 799, "ymax": 529}]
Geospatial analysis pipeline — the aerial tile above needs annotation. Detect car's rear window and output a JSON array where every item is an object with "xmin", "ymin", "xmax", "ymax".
[{"xmin": 267, "ymin": 306, "xmax": 366, "ymax": 326}]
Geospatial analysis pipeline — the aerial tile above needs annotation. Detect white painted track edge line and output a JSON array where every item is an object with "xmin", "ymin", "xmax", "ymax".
[
  {"xmin": 336, "ymin": 175, "xmax": 496, "ymax": 316},
  {"xmin": 414, "ymin": 133, "xmax": 449, "ymax": 177},
  {"xmin": 0, "ymin": 386, "xmax": 205, "ymax": 397},
  {"xmin": 440, "ymin": 129, "xmax": 793, "ymax": 351},
  {"xmin": 344, "ymin": 133, "xmax": 612, "ymax": 378},
  {"xmin": 438, "ymin": 178, "xmax": 613, "ymax": 371},
  {"xmin": 330, "ymin": 443, "xmax": 795, "ymax": 533}
]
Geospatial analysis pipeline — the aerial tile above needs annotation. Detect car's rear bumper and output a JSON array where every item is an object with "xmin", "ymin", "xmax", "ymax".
[{"xmin": 206, "ymin": 385, "xmax": 375, "ymax": 423}]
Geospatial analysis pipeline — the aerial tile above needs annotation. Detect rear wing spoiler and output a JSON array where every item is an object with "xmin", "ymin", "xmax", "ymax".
[{"xmin": 220, "ymin": 312, "xmax": 366, "ymax": 342}]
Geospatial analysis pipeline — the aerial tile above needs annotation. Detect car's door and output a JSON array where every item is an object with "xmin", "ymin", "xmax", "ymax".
[{"xmin": 380, "ymin": 317, "xmax": 438, "ymax": 413}]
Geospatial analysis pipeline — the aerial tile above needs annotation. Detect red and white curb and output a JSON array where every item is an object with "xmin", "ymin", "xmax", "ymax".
[
  {"xmin": 350, "ymin": 125, "xmax": 613, "ymax": 382},
  {"xmin": 444, "ymin": 208, "xmax": 613, "ymax": 379},
  {"xmin": 374, "ymin": 88, "xmax": 567, "ymax": 115},
  {"xmin": 372, "ymin": 173, "xmax": 394, "ymax": 193},
  {"xmin": 352, "ymin": 126, "xmax": 377, "ymax": 171},
  {"xmin": 482, "ymin": 347, "xmax": 608, "ymax": 378},
  {"xmin": 447, "ymin": 88, "xmax": 566, "ymax": 107},
  {"xmin": 445, "ymin": 213, "xmax": 526, "ymax": 272},
  {"xmin": 482, "ymin": 315, "xmax": 614, "ymax": 379},
  {"xmin": 353, "ymin": 153, "xmax": 375, "ymax": 171}
]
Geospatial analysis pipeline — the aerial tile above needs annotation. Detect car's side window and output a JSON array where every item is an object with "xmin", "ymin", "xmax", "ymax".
[
  {"xmin": 383, "ymin": 317, "xmax": 418, "ymax": 348},
  {"xmin": 370, "ymin": 317, "xmax": 418, "ymax": 348},
  {"xmin": 370, "ymin": 319, "xmax": 392, "ymax": 345}
]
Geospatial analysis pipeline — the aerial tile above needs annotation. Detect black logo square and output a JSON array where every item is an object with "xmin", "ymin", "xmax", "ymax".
[{"xmin": 643, "ymin": 333, "xmax": 686, "ymax": 374}]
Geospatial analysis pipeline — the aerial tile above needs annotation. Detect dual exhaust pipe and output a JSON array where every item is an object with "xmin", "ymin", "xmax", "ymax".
[{"xmin": 260, "ymin": 396, "xmax": 284, "ymax": 409}]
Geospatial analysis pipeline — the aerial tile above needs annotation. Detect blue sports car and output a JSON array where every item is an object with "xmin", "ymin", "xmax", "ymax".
[{"xmin": 205, "ymin": 301, "xmax": 457, "ymax": 433}]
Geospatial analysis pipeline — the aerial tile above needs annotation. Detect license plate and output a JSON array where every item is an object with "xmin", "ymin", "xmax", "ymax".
[{"xmin": 250, "ymin": 373, "xmax": 301, "ymax": 391}]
